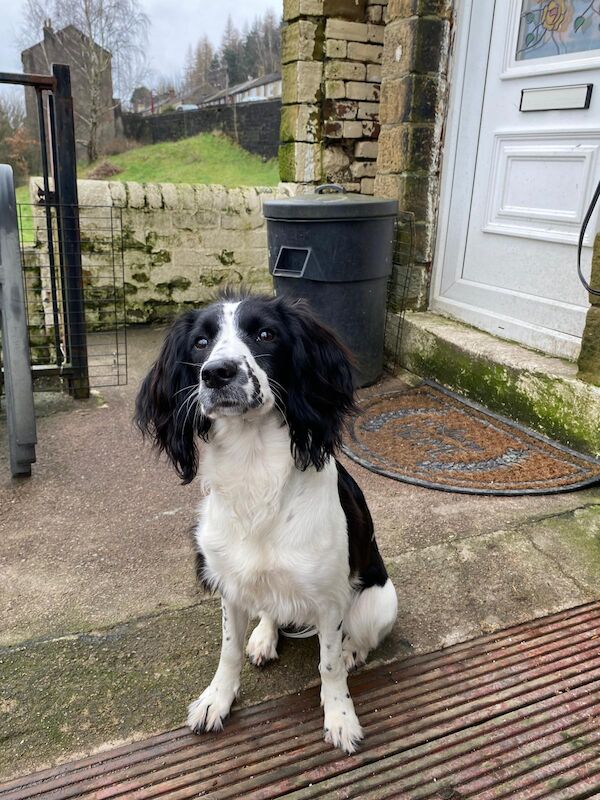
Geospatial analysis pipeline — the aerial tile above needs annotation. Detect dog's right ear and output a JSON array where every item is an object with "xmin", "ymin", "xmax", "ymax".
[{"xmin": 134, "ymin": 312, "xmax": 210, "ymax": 484}]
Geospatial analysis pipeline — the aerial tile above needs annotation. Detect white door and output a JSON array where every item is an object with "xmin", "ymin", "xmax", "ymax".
[{"xmin": 433, "ymin": 0, "xmax": 600, "ymax": 358}]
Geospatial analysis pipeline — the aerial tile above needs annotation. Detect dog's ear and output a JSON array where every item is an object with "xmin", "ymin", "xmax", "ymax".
[
  {"xmin": 282, "ymin": 299, "xmax": 356, "ymax": 471},
  {"xmin": 134, "ymin": 312, "xmax": 210, "ymax": 483}
]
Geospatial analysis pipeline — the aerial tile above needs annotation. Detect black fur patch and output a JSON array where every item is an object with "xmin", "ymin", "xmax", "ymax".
[{"xmin": 336, "ymin": 459, "xmax": 388, "ymax": 589}]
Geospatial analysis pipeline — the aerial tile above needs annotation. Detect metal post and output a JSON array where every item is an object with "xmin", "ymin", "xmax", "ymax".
[
  {"xmin": 51, "ymin": 63, "xmax": 89, "ymax": 399},
  {"xmin": 0, "ymin": 165, "xmax": 37, "ymax": 477}
]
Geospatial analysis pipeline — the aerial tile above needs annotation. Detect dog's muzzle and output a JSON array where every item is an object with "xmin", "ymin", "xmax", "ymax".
[{"xmin": 200, "ymin": 358, "xmax": 264, "ymax": 417}]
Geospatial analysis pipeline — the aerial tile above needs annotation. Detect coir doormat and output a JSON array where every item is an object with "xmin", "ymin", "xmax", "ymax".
[{"xmin": 343, "ymin": 383, "xmax": 600, "ymax": 495}]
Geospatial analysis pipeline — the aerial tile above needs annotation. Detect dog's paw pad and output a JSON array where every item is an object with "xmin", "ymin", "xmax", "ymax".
[
  {"xmin": 323, "ymin": 707, "xmax": 363, "ymax": 754},
  {"xmin": 187, "ymin": 683, "xmax": 235, "ymax": 734}
]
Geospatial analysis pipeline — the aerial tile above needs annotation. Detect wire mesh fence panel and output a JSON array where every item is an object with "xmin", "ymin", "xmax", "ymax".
[
  {"xmin": 384, "ymin": 211, "xmax": 416, "ymax": 373},
  {"xmin": 17, "ymin": 199, "xmax": 127, "ymax": 389}
]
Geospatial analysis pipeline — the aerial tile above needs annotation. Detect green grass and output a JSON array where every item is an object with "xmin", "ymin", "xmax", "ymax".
[
  {"xmin": 82, "ymin": 133, "xmax": 280, "ymax": 187},
  {"xmin": 15, "ymin": 185, "xmax": 34, "ymax": 247}
]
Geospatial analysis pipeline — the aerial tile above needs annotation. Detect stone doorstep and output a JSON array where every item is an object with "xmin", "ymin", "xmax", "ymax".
[{"xmin": 393, "ymin": 311, "xmax": 600, "ymax": 458}]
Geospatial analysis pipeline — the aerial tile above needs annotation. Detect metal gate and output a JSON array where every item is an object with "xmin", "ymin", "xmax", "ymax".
[{"xmin": 0, "ymin": 64, "xmax": 127, "ymax": 477}]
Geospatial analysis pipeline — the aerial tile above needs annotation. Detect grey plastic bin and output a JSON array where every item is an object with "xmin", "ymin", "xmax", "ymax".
[{"xmin": 263, "ymin": 184, "xmax": 398, "ymax": 387}]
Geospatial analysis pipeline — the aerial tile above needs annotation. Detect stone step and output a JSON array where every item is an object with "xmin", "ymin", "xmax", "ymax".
[{"xmin": 389, "ymin": 311, "xmax": 600, "ymax": 458}]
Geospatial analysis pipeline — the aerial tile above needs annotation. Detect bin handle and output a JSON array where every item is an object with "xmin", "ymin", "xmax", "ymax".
[{"xmin": 315, "ymin": 183, "xmax": 346, "ymax": 194}]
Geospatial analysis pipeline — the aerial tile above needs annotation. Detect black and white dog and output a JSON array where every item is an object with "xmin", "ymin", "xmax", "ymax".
[{"xmin": 135, "ymin": 292, "xmax": 397, "ymax": 754}]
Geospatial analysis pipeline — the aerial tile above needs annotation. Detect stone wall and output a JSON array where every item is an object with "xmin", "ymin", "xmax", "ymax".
[
  {"xmin": 578, "ymin": 235, "xmax": 600, "ymax": 385},
  {"xmin": 281, "ymin": 0, "xmax": 453, "ymax": 312},
  {"xmin": 30, "ymin": 178, "xmax": 287, "ymax": 327},
  {"xmin": 375, "ymin": 0, "xmax": 453, "ymax": 310},
  {"xmin": 122, "ymin": 100, "xmax": 281, "ymax": 160},
  {"xmin": 280, "ymin": 0, "xmax": 387, "ymax": 194}
]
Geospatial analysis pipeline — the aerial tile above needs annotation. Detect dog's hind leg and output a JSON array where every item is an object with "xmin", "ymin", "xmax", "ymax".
[
  {"xmin": 188, "ymin": 598, "xmax": 249, "ymax": 733},
  {"xmin": 246, "ymin": 615, "xmax": 279, "ymax": 666},
  {"xmin": 343, "ymin": 578, "xmax": 398, "ymax": 671}
]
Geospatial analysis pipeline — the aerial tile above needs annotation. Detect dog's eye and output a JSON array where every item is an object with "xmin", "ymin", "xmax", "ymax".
[
  {"xmin": 194, "ymin": 337, "xmax": 209, "ymax": 350},
  {"xmin": 257, "ymin": 328, "xmax": 275, "ymax": 342}
]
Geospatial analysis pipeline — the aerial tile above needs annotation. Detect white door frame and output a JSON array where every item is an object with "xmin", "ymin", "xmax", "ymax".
[{"xmin": 431, "ymin": 0, "xmax": 497, "ymax": 329}]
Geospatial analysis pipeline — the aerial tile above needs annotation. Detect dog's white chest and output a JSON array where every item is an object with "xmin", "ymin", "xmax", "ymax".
[{"xmin": 195, "ymin": 417, "xmax": 350, "ymax": 624}]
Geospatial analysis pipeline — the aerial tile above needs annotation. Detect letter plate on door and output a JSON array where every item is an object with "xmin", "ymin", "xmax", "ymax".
[{"xmin": 520, "ymin": 84, "xmax": 593, "ymax": 112}]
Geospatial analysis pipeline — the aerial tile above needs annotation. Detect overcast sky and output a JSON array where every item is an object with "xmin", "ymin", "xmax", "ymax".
[{"xmin": 0, "ymin": 0, "xmax": 280, "ymax": 92}]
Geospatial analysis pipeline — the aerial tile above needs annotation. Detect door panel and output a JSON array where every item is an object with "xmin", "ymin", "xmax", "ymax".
[{"xmin": 433, "ymin": 0, "xmax": 599, "ymax": 358}]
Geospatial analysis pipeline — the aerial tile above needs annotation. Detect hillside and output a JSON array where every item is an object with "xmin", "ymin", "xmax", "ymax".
[{"xmin": 83, "ymin": 133, "xmax": 280, "ymax": 187}]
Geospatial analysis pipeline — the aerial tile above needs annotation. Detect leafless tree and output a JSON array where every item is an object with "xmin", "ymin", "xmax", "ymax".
[{"xmin": 21, "ymin": 0, "xmax": 149, "ymax": 162}]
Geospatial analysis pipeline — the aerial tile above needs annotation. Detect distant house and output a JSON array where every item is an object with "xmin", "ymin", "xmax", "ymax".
[
  {"xmin": 22, "ymin": 21, "xmax": 117, "ymax": 163},
  {"xmin": 200, "ymin": 73, "xmax": 282, "ymax": 108}
]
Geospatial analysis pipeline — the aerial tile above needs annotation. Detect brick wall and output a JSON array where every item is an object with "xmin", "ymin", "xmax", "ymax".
[
  {"xmin": 375, "ymin": 0, "xmax": 453, "ymax": 309},
  {"xmin": 122, "ymin": 100, "xmax": 281, "ymax": 160},
  {"xmin": 280, "ymin": 0, "xmax": 387, "ymax": 194}
]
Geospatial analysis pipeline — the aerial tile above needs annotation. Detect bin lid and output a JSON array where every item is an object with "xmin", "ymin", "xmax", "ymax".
[{"xmin": 263, "ymin": 184, "xmax": 398, "ymax": 220}]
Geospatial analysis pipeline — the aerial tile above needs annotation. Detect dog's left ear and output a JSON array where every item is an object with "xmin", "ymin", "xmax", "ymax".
[
  {"xmin": 282, "ymin": 299, "xmax": 356, "ymax": 471},
  {"xmin": 135, "ymin": 312, "xmax": 210, "ymax": 484}
]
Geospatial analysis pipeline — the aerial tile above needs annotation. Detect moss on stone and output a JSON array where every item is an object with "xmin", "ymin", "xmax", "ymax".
[
  {"xmin": 279, "ymin": 143, "xmax": 296, "ymax": 182},
  {"xmin": 131, "ymin": 271, "xmax": 150, "ymax": 283},
  {"xmin": 216, "ymin": 249, "xmax": 236, "ymax": 266},
  {"xmin": 405, "ymin": 331, "xmax": 600, "ymax": 456}
]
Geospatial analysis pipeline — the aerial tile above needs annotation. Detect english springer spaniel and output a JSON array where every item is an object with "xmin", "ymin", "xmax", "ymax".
[{"xmin": 135, "ymin": 292, "xmax": 397, "ymax": 754}]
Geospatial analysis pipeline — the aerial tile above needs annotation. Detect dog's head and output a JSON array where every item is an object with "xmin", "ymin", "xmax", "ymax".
[{"xmin": 135, "ymin": 293, "xmax": 356, "ymax": 483}]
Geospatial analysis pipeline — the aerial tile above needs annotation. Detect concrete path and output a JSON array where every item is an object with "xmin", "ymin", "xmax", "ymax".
[{"xmin": 1, "ymin": 326, "xmax": 599, "ymax": 781}]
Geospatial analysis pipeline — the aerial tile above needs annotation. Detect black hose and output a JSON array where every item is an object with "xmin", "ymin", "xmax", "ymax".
[{"xmin": 578, "ymin": 178, "xmax": 600, "ymax": 296}]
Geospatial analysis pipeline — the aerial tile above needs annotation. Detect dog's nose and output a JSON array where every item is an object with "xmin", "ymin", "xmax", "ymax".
[{"xmin": 203, "ymin": 359, "xmax": 239, "ymax": 389}]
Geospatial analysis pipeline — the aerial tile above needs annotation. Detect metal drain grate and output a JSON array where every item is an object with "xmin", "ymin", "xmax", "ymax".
[{"xmin": 1, "ymin": 602, "xmax": 599, "ymax": 799}]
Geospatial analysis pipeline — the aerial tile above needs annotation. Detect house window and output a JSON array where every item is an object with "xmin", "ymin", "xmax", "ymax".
[{"xmin": 516, "ymin": 0, "xmax": 600, "ymax": 60}]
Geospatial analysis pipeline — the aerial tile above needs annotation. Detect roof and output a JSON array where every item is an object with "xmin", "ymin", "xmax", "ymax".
[
  {"xmin": 201, "ymin": 72, "xmax": 281, "ymax": 105},
  {"xmin": 21, "ymin": 24, "xmax": 111, "ymax": 58}
]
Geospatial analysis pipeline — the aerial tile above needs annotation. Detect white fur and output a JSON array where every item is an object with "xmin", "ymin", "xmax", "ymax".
[{"xmin": 186, "ymin": 302, "xmax": 397, "ymax": 754}]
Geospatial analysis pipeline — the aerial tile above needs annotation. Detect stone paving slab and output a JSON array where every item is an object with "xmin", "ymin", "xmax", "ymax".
[{"xmin": 1, "ymin": 326, "xmax": 599, "ymax": 780}]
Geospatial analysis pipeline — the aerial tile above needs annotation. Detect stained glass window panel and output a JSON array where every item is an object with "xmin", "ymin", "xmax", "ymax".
[{"xmin": 516, "ymin": 0, "xmax": 600, "ymax": 61}]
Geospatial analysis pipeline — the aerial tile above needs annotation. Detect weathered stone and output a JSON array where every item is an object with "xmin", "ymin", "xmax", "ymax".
[
  {"xmin": 355, "ymin": 140, "xmax": 379, "ymax": 158},
  {"xmin": 361, "ymin": 177, "xmax": 376, "ymax": 193},
  {"xmin": 346, "ymin": 81, "xmax": 380, "ymax": 100},
  {"xmin": 283, "ymin": 0, "xmax": 324, "ymax": 20},
  {"xmin": 379, "ymin": 74, "xmax": 439, "ymax": 125},
  {"xmin": 108, "ymin": 181, "xmax": 127, "ymax": 208},
  {"xmin": 325, "ymin": 19, "xmax": 370, "ymax": 42},
  {"xmin": 368, "ymin": 5, "xmax": 383, "ymax": 22},
  {"xmin": 367, "ymin": 63, "xmax": 382, "ymax": 81},
  {"xmin": 362, "ymin": 120, "xmax": 381, "ymax": 138},
  {"xmin": 387, "ymin": 0, "xmax": 452, "ymax": 21},
  {"xmin": 323, "ymin": 145, "xmax": 351, "ymax": 175},
  {"xmin": 326, "ymin": 38, "xmax": 347, "ymax": 58},
  {"xmin": 343, "ymin": 120, "xmax": 364, "ymax": 137},
  {"xmin": 125, "ymin": 182, "xmax": 146, "ymax": 210},
  {"xmin": 279, "ymin": 141, "xmax": 323, "ymax": 182},
  {"xmin": 280, "ymin": 103, "xmax": 321, "ymax": 143},
  {"xmin": 350, "ymin": 160, "xmax": 377, "ymax": 178},
  {"xmin": 324, "ymin": 98, "xmax": 359, "ymax": 119},
  {"xmin": 367, "ymin": 23, "xmax": 385, "ymax": 42},
  {"xmin": 282, "ymin": 61, "xmax": 323, "ymax": 104},
  {"xmin": 347, "ymin": 41, "xmax": 383, "ymax": 62},
  {"xmin": 324, "ymin": 121, "xmax": 343, "ymax": 138},
  {"xmin": 282, "ymin": 20, "xmax": 318, "ymax": 64},
  {"xmin": 377, "ymin": 123, "xmax": 435, "ymax": 172},
  {"xmin": 323, "ymin": 0, "xmax": 367, "ymax": 19},
  {"xmin": 383, "ymin": 17, "xmax": 446, "ymax": 77},
  {"xmin": 324, "ymin": 79, "xmax": 346, "ymax": 99},
  {"xmin": 357, "ymin": 101, "xmax": 380, "ymax": 119},
  {"xmin": 324, "ymin": 60, "xmax": 366, "ymax": 80},
  {"xmin": 578, "ymin": 306, "xmax": 600, "ymax": 385},
  {"xmin": 341, "ymin": 181, "xmax": 361, "ymax": 192}
]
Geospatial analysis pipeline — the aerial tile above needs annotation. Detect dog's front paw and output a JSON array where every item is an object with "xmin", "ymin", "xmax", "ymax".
[
  {"xmin": 323, "ymin": 705, "xmax": 363, "ymax": 754},
  {"xmin": 342, "ymin": 636, "xmax": 368, "ymax": 672},
  {"xmin": 187, "ymin": 681, "xmax": 237, "ymax": 734},
  {"xmin": 246, "ymin": 621, "xmax": 279, "ymax": 667}
]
